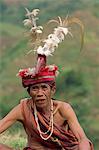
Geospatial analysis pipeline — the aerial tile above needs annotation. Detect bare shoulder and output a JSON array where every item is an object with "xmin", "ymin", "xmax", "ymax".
[
  {"xmin": 54, "ymin": 100, "xmax": 71, "ymax": 109},
  {"xmin": 54, "ymin": 100, "xmax": 74, "ymax": 119},
  {"xmin": 8, "ymin": 103, "xmax": 24, "ymax": 121},
  {"xmin": 1, "ymin": 100, "xmax": 26, "ymax": 122}
]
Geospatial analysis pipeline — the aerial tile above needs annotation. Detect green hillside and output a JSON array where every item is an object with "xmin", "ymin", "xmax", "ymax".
[{"xmin": 0, "ymin": 0, "xmax": 99, "ymax": 149}]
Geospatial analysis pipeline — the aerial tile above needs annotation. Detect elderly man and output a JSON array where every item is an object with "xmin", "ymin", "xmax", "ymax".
[
  {"xmin": 0, "ymin": 8, "xmax": 94, "ymax": 150},
  {"xmin": 0, "ymin": 55, "xmax": 94, "ymax": 150}
]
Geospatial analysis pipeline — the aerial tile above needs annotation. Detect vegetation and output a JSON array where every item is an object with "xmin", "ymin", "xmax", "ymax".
[
  {"xmin": 0, "ymin": 130, "xmax": 26, "ymax": 149},
  {"xmin": 0, "ymin": 0, "xmax": 99, "ymax": 149}
]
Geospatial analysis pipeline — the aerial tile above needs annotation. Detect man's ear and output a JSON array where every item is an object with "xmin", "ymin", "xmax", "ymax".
[{"xmin": 51, "ymin": 86, "xmax": 56, "ymax": 95}]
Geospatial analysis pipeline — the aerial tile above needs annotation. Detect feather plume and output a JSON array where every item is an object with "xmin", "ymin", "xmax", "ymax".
[{"xmin": 64, "ymin": 17, "xmax": 84, "ymax": 51}]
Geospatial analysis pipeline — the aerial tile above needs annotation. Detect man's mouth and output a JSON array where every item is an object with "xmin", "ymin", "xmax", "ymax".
[{"xmin": 36, "ymin": 99, "xmax": 46, "ymax": 103}]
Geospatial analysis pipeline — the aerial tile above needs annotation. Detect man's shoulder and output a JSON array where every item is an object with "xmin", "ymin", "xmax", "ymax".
[
  {"xmin": 54, "ymin": 100, "xmax": 71, "ymax": 108},
  {"xmin": 53, "ymin": 100, "xmax": 72, "ymax": 119},
  {"xmin": 20, "ymin": 97, "xmax": 32, "ymax": 105},
  {"xmin": 20, "ymin": 97, "xmax": 31, "ymax": 102},
  {"xmin": 53, "ymin": 100, "xmax": 71, "ymax": 114}
]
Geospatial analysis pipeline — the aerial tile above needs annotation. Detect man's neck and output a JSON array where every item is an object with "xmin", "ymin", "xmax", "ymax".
[
  {"xmin": 36, "ymin": 100, "xmax": 52, "ymax": 116},
  {"xmin": 36, "ymin": 105, "xmax": 51, "ymax": 115}
]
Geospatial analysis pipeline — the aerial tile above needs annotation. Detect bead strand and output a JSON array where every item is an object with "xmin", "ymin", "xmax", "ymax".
[{"xmin": 34, "ymin": 100, "xmax": 54, "ymax": 140}]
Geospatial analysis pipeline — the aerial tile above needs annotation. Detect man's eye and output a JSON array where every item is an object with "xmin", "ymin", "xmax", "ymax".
[
  {"xmin": 32, "ymin": 86, "xmax": 38, "ymax": 90},
  {"xmin": 42, "ymin": 85, "xmax": 48, "ymax": 89}
]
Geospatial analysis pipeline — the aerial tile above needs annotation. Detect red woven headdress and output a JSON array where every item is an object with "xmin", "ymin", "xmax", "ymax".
[{"xmin": 18, "ymin": 54, "xmax": 58, "ymax": 87}]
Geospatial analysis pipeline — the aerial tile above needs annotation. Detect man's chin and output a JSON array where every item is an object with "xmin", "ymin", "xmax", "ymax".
[{"xmin": 35, "ymin": 99, "xmax": 47, "ymax": 108}]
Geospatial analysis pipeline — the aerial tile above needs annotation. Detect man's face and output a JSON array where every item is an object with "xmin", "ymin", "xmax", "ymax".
[{"xmin": 29, "ymin": 83, "xmax": 55, "ymax": 108}]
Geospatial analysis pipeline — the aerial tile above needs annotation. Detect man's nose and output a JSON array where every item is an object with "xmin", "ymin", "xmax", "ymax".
[{"xmin": 37, "ymin": 88, "xmax": 44, "ymax": 96}]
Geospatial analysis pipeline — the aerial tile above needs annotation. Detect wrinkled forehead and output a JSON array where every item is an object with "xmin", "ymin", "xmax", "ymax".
[
  {"xmin": 29, "ymin": 81, "xmax": 55, "ymax": 88},
  {"xmin": 31, "ymin": 82, "xmax": 50, "ymax": 87}
]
